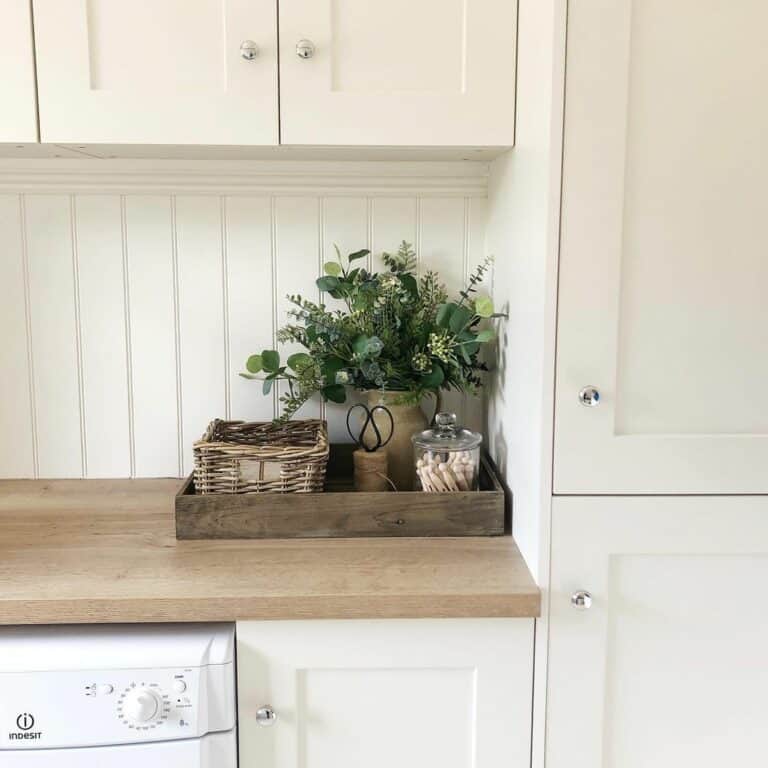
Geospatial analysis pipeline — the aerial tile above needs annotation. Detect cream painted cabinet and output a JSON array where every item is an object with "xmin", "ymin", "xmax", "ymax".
[
  {"xmin": 0, "ymin": 0, "xmax": 37, "ymax": 142},
  {"xmin": 547, "ymin": 496, "xmax": 768, "ymax": 768},
  {"xmin": 31, "ymin": 0, "xmax": 278, "ymax": 144},
  {"xmin": 554, "ymin": 0, "xmax": 768, "ymax": 493},
  {"xmin": 278, "ymin": 0, "xmax": 516, "ymax": 146},
  {"xmin": 237, "ymin": 619, "xmax": 534, "ymax": 768}
]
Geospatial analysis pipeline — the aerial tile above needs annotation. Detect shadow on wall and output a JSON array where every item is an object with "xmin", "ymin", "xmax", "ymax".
[{"xmin": 485, "ymin": 297, "xmax": 511, "ymax": 533}]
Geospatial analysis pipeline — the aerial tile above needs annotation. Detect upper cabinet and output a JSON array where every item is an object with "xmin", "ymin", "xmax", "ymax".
[
  {"xmin": 0, "ymin": 1, "xmax": 38, "ymax": 142},
  {"xmin": 31, "ymin": 0, "xmax": 279, "ymax": 144},
  {"xmin": 554, "ymin": 0, "xmax": 768, "ymax": 494},
  {"xmin": 25, "ymin": 0, "xmax": 515, "ymax": 147},
  {"xmin": 278, "ymin": 0, "xmax": 516, "ymax": 146}
]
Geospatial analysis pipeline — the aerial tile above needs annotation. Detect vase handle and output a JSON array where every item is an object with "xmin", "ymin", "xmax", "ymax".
[{"xmin": 425, "ymin": 390, "xmax": 442, "ymax": 426}]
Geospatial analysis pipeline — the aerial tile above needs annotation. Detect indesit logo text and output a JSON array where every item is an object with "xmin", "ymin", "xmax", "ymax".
[{"xmin": 8, "ymin": 712, "xmax": 42, "ymax": 741}]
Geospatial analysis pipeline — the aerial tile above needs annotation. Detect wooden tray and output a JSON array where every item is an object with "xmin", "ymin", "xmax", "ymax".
[{"xmin": 175, "ymin": 445, "xmax": 507, "ymax": 539}]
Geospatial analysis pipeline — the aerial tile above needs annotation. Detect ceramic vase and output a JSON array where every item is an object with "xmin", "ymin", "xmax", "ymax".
[{"xmin": 364, "ymin": 390, "xmax": 437, "ymax": 491}]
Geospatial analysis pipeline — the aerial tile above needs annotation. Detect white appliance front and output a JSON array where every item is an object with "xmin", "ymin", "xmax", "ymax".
[
  {"xmin": 3, "ymin": 731, "xmax": 237, "ymax": 767},
  {"xmin": 0, "ymin": 623, "xmax": 236, "ymax": 766}
]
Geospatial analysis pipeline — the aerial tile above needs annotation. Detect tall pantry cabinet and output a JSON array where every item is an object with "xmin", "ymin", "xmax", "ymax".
[{"xmin": 546, "ymin": 0, "xmax": 768, "ymax": 765}]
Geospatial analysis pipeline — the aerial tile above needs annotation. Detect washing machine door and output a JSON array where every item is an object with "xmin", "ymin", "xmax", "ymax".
[{"xmin": 2, "ymin": 730, "xmax": 236, "ymax": 767}]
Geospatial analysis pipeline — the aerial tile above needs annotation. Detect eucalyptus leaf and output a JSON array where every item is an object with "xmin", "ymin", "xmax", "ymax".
[
  {"xmin": 352, "ymin": 334, "xmax": 370, "ymax": 356},
  {"xmin": 420, "ymin": 364, "xmax": 445, "ymax": 388},
  {"xmin": 321, "ymin": 383, "xmax": 347, "ymax": 403},
  {"xmin": 262, "ymin": 378, "xmax": 274, "ymax": 395},
  {"xmin": 317, "ymin": 276, "xmax": 341, "ymax": 293},
  {"xmin": 323, "ymin": 261, "xmax": 342, "ymax": 277},
  {"xmin": 436, "ymin": 303, "xmax": 456, "ymax": 329},
  {"xmin": 322, "ymin": 356, "xmax": 345, "ymax": 383},
  {"xmin": 449, "ymin": 305, "xmax": 473, "ymax": 333},
  {"xmin": 287, "ymin": 352, "xmax": 313, "ymax": 371},
  {"xmin": 239, "ymin": 372, "xmax": 260, "ymax": 380},
  {"xmin": 245, "ymin": 353, "xmax": 263, "ymax": 373},
  {"xmin": 261, "ymin": 350, "xmax": 280, "ymax": 372},
  {"xmin": 474, "ymin": 296, "xmax": 494, "ymax": 318},
  {"xmin": 474, "ymin": 328, "xmax": 495, "ymax": 343}
]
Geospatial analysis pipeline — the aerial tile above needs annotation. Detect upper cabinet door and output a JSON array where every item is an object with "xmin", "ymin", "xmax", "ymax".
[
  {"xmin": 0, "ymin": 1, "xmax": 38, "ymax": 142},
  {"xmin": 278, "ymin": 0, "xmax": 516, "ymax": 146},
  {"xmin": 554, "ymin": 0, "xmax": 768, "ymax": 493},
  {"xmin": 32, "ymin": 0, "xmax": 278, "ymax": 144}
]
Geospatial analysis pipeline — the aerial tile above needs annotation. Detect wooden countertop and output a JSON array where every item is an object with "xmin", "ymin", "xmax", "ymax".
[{"xmin": 0, "ymin": 480, "xmax": 540, "ymax": 624}]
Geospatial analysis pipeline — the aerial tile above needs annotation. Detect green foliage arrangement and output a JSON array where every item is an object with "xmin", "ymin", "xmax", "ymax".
[{"xmin": 242, "ymin": 241, "xmax": 500, "ymax": 421}]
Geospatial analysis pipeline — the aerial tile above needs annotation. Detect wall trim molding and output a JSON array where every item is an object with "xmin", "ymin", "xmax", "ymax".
[{"xmin": 0, "ymin": 159, "xmax": 489, "ymax": 196}]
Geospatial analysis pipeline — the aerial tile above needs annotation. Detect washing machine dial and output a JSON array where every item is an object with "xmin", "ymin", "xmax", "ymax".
[{"xmin": 121, "ymin": 687, "xmax": 163, "ymax": 724}]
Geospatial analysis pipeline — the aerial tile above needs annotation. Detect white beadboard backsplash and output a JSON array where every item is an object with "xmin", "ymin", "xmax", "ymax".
[{"xmin": 0, "ymin": 165, "xmax": 488, "ymax": 478}]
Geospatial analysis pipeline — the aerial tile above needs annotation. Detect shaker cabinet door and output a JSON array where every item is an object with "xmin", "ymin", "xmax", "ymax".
[
  {"xmin": 0, "ymin": 0, "xmax": 38, "ymax": 142},
  {"xmin": 554, "ymin": 0, "xmax": 768, "ymax": 493},
  {"xmin": 547, "ymin": 496, "xmax": 768, "ymax": 768},
  {"xmin": 31, "ymin": 0, "xmax": 278, "ymax": 144},
  {"xmin": 278, "ymin": 0, "xmax": 517, "ymax": 146},
  {"xmin": 237, "ymin": 619, "xmax": 534, "ymax": 768}
]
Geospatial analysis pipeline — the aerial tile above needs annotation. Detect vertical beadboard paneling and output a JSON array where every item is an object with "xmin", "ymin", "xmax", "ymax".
[
  {"xmin": 370, "ymin": 198, "xmax": 418, "ymax": 273},
  {"xmin": 420, "ymin": 197, "xmax": 468, "ymax": 423},
  {"xmin": 226, "ymin": 196, "xmax": 275, "ymax": 422},
  {"xmin": 321, "ymin": 197, "xmax": 369, "ymax": 441},
  {"xmin": 274, "ymin": 196, "xmax": 322, "ymax": 420},
  {"xmin": 466, "ymin": 196, "xmax": 489, "ymax": 434},
  {"xmin": 0, "ymin": 195, "xmax": 35, "ymax": 477},
  {"xmin": 24, "ymin": 195, "xmax": 83, "ymax": 477},
  {"xmin": 125, "ymin": 195, "xmax": 179, "ymax": 477},
  {"xmin": 0, "ymin": 172, "xmax": 487, "ymax": 479},
  {"xmin": 175, "ymin": 196, "xmax": 226, "ymax": 474},
  {"xmin": 75, "ymin": 195, "xmax": 131, "ymax": 477}
]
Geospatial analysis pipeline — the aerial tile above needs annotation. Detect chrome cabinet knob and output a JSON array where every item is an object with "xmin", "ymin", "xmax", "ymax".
[
  {"xmin": 240, "ymin": 40, "xmax": 259, "ymax": 60},
  {"xmin": 578, "ymin": 386, "xmax": 601, "ymax": 407},
  {"xmin": 296, "ymin": 39, "xmax": 316, "ymax": 59},
  {"xmin": 255, "ymin": 705, "xmax": 277, "ymax": 726},
  {"xmin": 571, "ymin": 590, "xmax": 593, "ymax": 610}
]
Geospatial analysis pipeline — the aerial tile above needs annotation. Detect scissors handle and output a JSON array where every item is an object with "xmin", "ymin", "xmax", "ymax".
[{"xmin": 346, "ymin": 404, "xmax": 394, "ymax": 452}]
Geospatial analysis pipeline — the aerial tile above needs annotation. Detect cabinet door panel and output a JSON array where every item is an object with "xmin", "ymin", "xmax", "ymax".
[
  {"xmin": 32, "ymin": 0, "xmax": 278, "ymax": 144},
  {"xmin": 237, "ymin": 619, "xmax": 533, "ymax": 768},
  {"xmin": 0, "ymin": 1, "xmax": 37, "ymax": 142},
  {"xmin": 278, "ymin": 0, "xmax": 516, "ymax": 146},
  {"xmin": 548, "ymin": 496, "xmax": 768, "ymax": 768},
  {"xmin": 554, "ymin": 0, "xmax": 768, "ymax": 492}
]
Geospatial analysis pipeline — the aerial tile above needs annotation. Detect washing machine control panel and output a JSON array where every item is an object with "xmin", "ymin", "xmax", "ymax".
[{"xmin": 2, "ymin": 664, "xmax": 234, "ymax": 750}]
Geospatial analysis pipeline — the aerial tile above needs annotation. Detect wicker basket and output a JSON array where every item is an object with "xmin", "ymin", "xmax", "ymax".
[{"xmin": 193, "ymin": 419, "xmax": 329, "ymax": 495}]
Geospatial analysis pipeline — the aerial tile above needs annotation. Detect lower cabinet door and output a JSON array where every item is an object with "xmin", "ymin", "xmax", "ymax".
[
  {"xmin": 237, "ymin": 618, "xmax": 534, "ymax": 768},
  {"xmin": 548, "ymin": 496, "xmax": 768, "ymax": 768}
]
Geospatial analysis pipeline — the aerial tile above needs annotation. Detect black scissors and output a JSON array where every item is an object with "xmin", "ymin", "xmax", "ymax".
[{"xmin": 346, "ymin": 404, "xmax": 394, "ymax": 452}]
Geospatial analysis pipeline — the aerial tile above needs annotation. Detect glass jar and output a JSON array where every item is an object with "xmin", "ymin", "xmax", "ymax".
[{"xmin": 412, "ymin": 412, "xmax": 482, "ymax": 492}]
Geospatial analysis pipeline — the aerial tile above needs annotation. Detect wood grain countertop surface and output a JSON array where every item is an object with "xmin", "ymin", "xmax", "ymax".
[{"xmin": 0, "ymin": 479, "xmax": 540, "ymax": 624}]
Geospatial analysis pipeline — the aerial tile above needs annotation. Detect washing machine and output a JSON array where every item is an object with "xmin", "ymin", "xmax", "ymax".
[{"xmin": 0, "ymin": 623, "xmax": 237, "ymax": 766}]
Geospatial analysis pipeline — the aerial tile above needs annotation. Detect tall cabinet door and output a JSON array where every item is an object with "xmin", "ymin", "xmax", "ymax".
[
  {"xmin": 554, "ymin": 0, "xmax": 768, "ymax": 493},
  {"xmin": 547, "ymin": 496, "xmax": 768, "ymax": 768},
  {"xmin": 32, "ymin": 0, "xmax": 278, "ymax": 144},
  {"xmin": 278, "ymin": 0, "xmax": 516, "ymax": 146},
  {"xmin": 238, "ymin": 619, "xmax": 534, "ymax": 768},
  {"xmin": 0, "ymin": 0, "xmax": 37, "ymax": 142}
]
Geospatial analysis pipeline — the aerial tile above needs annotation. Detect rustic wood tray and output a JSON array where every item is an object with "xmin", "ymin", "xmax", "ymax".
[{"xmin": 175, "ymin": 445, "xmax": 507, "ymax": 539}]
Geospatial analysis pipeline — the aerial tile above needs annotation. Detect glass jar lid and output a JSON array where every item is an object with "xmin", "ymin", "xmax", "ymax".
[{"xmin": 412, "ymin": 412, "xmax": 482, "ymax": 452}]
